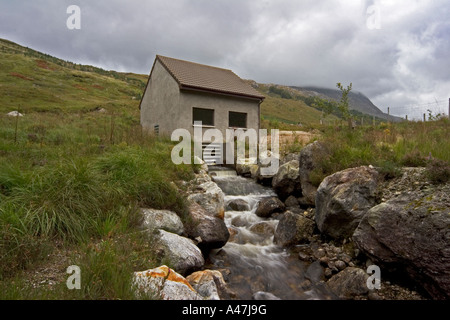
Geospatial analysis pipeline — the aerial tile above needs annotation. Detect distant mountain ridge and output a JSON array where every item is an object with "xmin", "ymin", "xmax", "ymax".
[{"xmin": 290, "ymin": 86, "xmax": 402, "ymax": 122}]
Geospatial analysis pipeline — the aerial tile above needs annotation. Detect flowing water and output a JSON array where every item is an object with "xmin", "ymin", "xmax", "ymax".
[{"xmin": 207, "ymin": 166, "xmax": 334, "ymax": 300}]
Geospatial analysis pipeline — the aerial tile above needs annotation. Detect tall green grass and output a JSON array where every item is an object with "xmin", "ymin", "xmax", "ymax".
[
  {"xmin": 0, "ymin": 112, "xmax": 195, "ymax": 286},
  {"xmin": 308, "ymin": 118, "xmax": 450, "ymax": 186}
]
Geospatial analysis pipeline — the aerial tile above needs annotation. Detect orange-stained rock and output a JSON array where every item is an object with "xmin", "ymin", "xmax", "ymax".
[
  {"xmin": 186, "ymin": 269, "xmax": 234, "ymax": 300},
  {"xmin": 133, "ymin": 265, "xmax": 201, "ymax": 299}
]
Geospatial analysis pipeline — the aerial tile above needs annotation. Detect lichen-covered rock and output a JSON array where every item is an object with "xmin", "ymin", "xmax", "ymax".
[
  {"xmin": 252, "ymin": 291, "xmax": 281, "ymax": 300},
  {"xmin": 298, "ymin": 141, "xmax": 328, "ymax": 206},
  {"xmin": 154, "ymin": 230, "xmax": 204, "ymax": 275},
  {"xmin": 186, "ymin": 269, "xmax": 231, "ymax": 300},
  {"xmin": 255, "ymin": 197, "xmax": 286, "ymax": 218},
  {"xmin": 236, "ymin": 158, "xmax": 259, "ymax": 177},
  {"xmin": 249, "ymin": 221, "xmax": 276, "ymax": 237},
  {"xmin": 353, "ymin": 193, "xmax": 450, "ymax": 299},
  {"xmin": 140, "ymin": 208, "xmax": 184, "ymax": 235},
  {"xmin": 326, "ymin": 267, "xmax": 369, "ymax": 299},
  {"xmin": 188, "ymin": 181, "xmax": 225, "ymax": 219},
  {"xmin": 226, "ymin": 198, "xmax": 250, "ymax": 211},
  {"xmin": 185, "ymin": 202, "xmax": 230, "ymax": 251},
  {"xmin": 271, "ymin": 160, "xmax": 301, "ymax": 200},
  {"xmin": 274, "ymin": 211, "xmax": 315, "ymax": 247},
  {"xmin": 133, "ymin": 265, "xmax": 203, "ymax": 300},
  {"xmin": 315, "ymin": 166, "xmax": 379, "ymax": 239}
]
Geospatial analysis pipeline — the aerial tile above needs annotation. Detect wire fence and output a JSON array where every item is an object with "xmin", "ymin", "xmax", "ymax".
[{"xmin": 389, "ymin": 99, "xmax": 449, "ymax": 121}]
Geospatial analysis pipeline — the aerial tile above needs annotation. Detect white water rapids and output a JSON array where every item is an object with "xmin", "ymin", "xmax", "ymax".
[{"xmin": 207, "ymin": 166, "xmax": 334, "ymax": 300}]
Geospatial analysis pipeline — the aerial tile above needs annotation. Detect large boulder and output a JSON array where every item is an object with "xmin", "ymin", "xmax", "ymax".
[
  {"xmin": 188, "ymin": 181, "xmax": 225, "ymax": 219},
  {"xmin": 271, "ymin": 160, "xmax": 301, "ymax": 201},
  {"xmin": 251, "ymin": 151, "xmax": 279, "ymax": 186},
  {"xmin": 274, "ymin": 211, "xmax": 315, "ymax": 247},
  {"xmin": 236, "ymin": 158, "xmax": 259, "ymax": 178},
  {"xmin": 255, "ymin": 197, "xmax": 286, "ymax": 218},
  {"xmin": 353, "ymin": 193, "xmax": 450, "ymax": 299},
  {"xmin": 226, "ymin": 198, "xmax": 250, "ymax": 211},
  {"xmin": 186, "ymin": 269, "xmax": 233, "ymax": 300},
  {"xmin": 185, "ymin": 202, "xmax": 230, "ymax": 251},
  {"xmin": 133, "ymin": 265, "xmax": 203, "ymax": 300},
  {"xmin": 140, "ymin": 208, "xmax": 184, "ymax": 235},
  {"xmin": 315, "ymin": 166, "xmax": 379, "ymax": 239},
  {"xmin": 326, "ymin": 267, "xmax": 369, "ymax": 299},
  {"xmin": 153, "ymin": 230, "xmax": 204, "ymax": 275},
  {"xmin": 299, "ymin": 141, "xmax": 328, "ymax": 206}
]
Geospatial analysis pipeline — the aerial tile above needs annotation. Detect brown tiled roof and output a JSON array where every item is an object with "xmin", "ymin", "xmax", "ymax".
[{"xmin": 156, "ymin": 55, "xmax": 264, "ymax": 101}]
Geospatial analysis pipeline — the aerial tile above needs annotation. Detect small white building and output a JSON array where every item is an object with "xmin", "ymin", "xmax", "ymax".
[{"xmin": 139, "ymin": 55, "xmax": 265, "ymax": 141}]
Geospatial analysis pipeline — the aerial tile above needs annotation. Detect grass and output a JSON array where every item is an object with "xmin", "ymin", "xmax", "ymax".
[
  {"xmin": 0, "ymin": 40, "xmax": 196, "ymax": 298},
  {"xmin": 306, "ymin": 119, "xmax": 450, "ymax": 186},
  {"xmin": 0, "ymin": 111, "xmax": 197, "ymax": 298}
]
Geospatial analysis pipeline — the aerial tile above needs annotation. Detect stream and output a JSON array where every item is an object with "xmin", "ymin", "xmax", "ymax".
[{"xmin": 207, "ymin": 166, "xmax": 334, "ymax": 300}]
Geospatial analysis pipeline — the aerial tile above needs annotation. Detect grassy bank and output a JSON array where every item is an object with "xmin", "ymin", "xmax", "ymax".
[
  {"xmin": 307, "ymin": 119, "xmax": 450, "ymax": 186},
  {"xmin": 0, "ymin": 111, "xmax": 196, "ymax": 299}
]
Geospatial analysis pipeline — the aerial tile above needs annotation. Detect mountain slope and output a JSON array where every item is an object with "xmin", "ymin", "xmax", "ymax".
[
  {"xmin": 0, "ymin": 38, "xmax": 146, "ymax": 116},
  {"xmin": 291, "ymin": 86, "xmax": 402, "ymax": 122},
  {"xmin": 1, "ymin": 38, "xmax": 397, "ymax": 128}
]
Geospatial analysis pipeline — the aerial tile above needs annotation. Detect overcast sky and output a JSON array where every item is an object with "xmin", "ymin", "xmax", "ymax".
[{"xmin": 1, "ymin": 0, "xmax": 449, "ymax": 119}]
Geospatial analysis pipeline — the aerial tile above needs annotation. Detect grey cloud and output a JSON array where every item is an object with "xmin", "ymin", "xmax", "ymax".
[{"xmin": 0, "ymin": 0, "xmax": 449, "ymax": 118}]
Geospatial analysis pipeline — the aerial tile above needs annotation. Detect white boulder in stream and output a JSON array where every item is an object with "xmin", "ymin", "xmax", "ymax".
[
  {"xmin": 140, "ymin": 208, "xmax": 184, "ymax": 235},
  {"xmin": 154, "ymin": 230, "xmax": 204, "ymax": 276},
  {"xmin": 188, "ymin": 180, "xmax": 225, "ymax": 219},
  {"xmin": 133, "ymin": 265, "xmax": 203, "ymax": 300},
  {"xmin": 184, "ymin": 202, "xmax": 230, "ymax": 251}
]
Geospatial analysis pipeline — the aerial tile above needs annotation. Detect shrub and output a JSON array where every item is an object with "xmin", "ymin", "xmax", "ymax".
[
  {"xmin": 426, "ymin": 159, "xmax": 450, "ymax": 184},
  {"xmin": 376, "ymin": 160, "xmax": 402, "ymax": 180},
  {"xmin": 401, "ymin": 150, "xmax": 427, "ymax": 167}
]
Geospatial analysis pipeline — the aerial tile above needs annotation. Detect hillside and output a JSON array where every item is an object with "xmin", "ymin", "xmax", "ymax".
[
  {"xmin": 0, "ymin": 38, "xmax": 146, "ymax": 118},
  {"xmin": 1, "ymin": 38, "xmax": 389, "ymax": 129},
  {"xmin": 291, "ymin": 86, "xmax": 403, "ymax": 122},
  {"xmin": 252, "ymin": 83, "xmax": 339, "ymax": 128}
]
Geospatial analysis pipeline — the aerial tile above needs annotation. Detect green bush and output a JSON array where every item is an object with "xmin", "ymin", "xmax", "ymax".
[{"xmin": 426, "ymin": 159, "xmax": 450, "ymax": 184}]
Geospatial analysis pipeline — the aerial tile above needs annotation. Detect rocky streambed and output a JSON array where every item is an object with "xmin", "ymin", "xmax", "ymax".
[{"xmin": 133, "ymin": 143, "xmax": 449, "ymax": 300}]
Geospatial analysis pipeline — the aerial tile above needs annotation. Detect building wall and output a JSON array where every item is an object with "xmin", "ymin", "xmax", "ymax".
[
  {"xmin": 178, "ymin": 90, "xmax": 260, "ymax": 142},
  {"xmin": 140, "ymin": 59, "xmax": 261, "ymax": 142},
  {"xmin": 140, "ymin": 60, "xmax": 183, "ymax": 135}
]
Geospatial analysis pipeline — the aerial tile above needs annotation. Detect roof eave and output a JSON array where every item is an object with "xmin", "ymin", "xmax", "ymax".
[{"xmin": 180, "ymin": 84, "xmax": 265, "ymax": 102}]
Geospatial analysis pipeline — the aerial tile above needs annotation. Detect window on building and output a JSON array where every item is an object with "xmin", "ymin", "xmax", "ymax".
[
  {"xmin": 229, "ymin": 111, "xmax": 247, "ymax": 128},
  {"xmin": 193, "ymin": 108, "xmax": 214, "ymax": 126}
]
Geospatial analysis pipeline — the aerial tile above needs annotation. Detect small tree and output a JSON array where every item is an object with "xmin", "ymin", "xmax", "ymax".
[
  {"xmin": 312, "ymin": 97, "xmax": 337, "ymax": 124},
  {"xmin": 336, "ymin": 82, "xmax": 353, "ymax": 127}
]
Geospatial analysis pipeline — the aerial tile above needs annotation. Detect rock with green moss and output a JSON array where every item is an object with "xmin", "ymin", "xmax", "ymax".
[
  {"xmin": 353, "ymin": 193, "xmax": 450, "ymax": 299},
  {"xmin": 315, "ymin": 166, "xmax": 379, "ymax": 239}
]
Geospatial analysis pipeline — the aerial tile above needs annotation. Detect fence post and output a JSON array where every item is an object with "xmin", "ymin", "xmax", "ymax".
[
  {"xmin": 423, "ymin": 113, "xmax": 426, "ymax": 122},
  {"xmin": 405, "ymin": 115, "xmax": 408, "ymax": 121}
]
